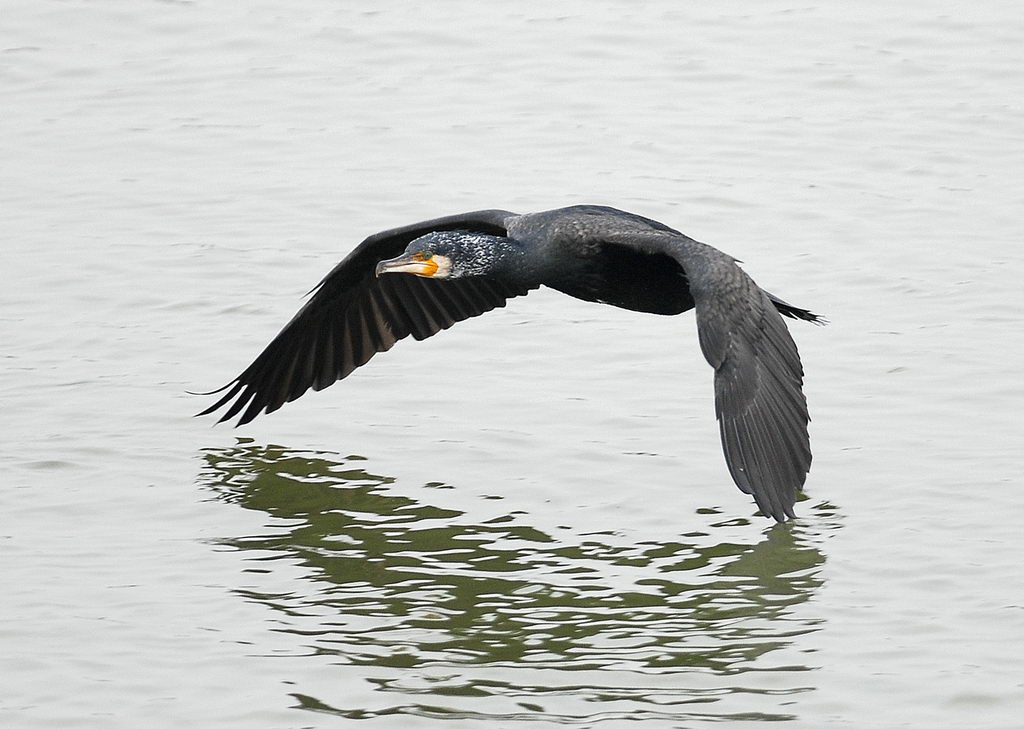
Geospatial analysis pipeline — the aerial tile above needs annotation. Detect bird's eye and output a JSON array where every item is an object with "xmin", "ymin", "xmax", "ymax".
[{"xmin": 421, "ymin": 251, "xmax": 433, "ymax": 260}]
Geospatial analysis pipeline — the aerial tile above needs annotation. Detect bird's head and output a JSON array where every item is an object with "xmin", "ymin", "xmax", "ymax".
[{"xmin": 375, "ymin": 230, "xmax": 507, "ymax": 280}]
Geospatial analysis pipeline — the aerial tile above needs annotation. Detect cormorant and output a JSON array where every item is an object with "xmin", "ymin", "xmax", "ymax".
[{"xmin": 198, "ymin": 205, "xmax": 821, "ymax": 521}]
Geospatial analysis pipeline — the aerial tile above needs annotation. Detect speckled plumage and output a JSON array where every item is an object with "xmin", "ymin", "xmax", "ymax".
[{"xmin": 198, "ymin": 205, "xmax": 821, "ymax": 521}]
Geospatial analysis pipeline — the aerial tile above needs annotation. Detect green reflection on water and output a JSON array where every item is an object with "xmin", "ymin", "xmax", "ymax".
[{"xmin": 198, "ymin": 440, "xmax": 837, "ymax": 724}]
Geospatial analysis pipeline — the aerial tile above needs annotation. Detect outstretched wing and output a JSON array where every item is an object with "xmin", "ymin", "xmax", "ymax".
[
  {"xmin": 603, "ymin": 229, "xmax": 812, "ymax": 521},
  {"xmin": 198, "ymin": 209, "xmax": 530, "ymax": 425}
]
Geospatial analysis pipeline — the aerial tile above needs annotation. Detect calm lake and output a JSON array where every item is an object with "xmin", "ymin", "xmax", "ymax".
[{"xmin": 3, "ymin": 2, "xmax": 1023, "ymax": 727}]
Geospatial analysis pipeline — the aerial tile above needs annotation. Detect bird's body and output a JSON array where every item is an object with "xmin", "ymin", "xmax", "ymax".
[
  {"xmin": 199, "ymin": 205, "xmax": 821, "ymax": 521},
  {"xmin": 507, "ymin": 207, "xmax": 693, "ymax": 314}
]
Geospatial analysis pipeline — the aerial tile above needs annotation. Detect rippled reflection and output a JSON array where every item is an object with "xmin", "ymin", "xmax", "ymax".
[{"xmin": 198, "ymin": 440, "xmax": 838, "ymax": 724}]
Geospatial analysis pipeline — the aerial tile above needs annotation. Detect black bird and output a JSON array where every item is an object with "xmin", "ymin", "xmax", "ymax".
[{"xmin": 199, "ymin": 205, "xmax": 821, "ymax": 521}]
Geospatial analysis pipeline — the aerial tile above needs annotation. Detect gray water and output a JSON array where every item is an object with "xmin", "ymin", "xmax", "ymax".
[{"xmin": 3, "ymin": 2, "xmax": 1023, "ymax": 727}]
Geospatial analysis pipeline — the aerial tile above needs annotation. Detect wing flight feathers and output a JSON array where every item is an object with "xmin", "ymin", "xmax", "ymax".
[
  {"xmin": 198, "ymin": 210, "xmax": 525, "ymax": 425},
  {"xmin": 601, "ymin": 231, "xmax": 812, "ymax": 521}
]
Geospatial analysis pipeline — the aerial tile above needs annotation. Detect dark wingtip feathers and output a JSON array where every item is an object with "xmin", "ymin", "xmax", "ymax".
[{"xmin": 196, "ymin": 276, "xmax": 529, "ymax": 427}]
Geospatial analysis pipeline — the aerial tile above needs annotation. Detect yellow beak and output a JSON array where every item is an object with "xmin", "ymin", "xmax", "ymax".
[{"xmin": 375, "ymin": 253, "xmax": 439, "ymax": 278}]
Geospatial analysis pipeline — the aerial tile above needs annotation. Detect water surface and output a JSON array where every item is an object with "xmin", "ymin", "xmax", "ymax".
[{"xmin": 3, "ymin": 2, "xmax": 1023, "ymax": 727}]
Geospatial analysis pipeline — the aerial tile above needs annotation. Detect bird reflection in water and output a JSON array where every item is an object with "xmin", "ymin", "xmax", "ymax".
[{"xmin": 197, "ymin": 440, "xmax": 839, "ymax": 725}]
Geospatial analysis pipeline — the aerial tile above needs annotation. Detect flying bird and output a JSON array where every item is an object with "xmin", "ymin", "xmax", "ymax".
[{"xmin": 199, "ymin": 205, "xmax": 821, "ymax": 521}]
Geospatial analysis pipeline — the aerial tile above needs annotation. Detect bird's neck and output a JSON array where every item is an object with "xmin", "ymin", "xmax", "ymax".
[{"xmin": 469, "ymin": 234, "xmax": 540, "ymax": 286}]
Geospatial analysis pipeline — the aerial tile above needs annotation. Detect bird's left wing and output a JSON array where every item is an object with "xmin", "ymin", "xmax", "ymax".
[
  {"xmin": 197, "ymin": 209, "xmax": 531, "ymax": 425},
  {"xmin": 601, "ymin": 230, "xmax": 812, "ymax": 521}
]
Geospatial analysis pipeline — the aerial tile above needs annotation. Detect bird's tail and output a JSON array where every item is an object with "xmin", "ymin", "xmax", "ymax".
[{"xmin": 766, "ymin": 291, "xmax": 827, "ymax": 324}]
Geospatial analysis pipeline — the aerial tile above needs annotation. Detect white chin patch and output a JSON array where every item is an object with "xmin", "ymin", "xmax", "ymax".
[{"xmin": 432, "ymin": 255, "xmax": 453, "ymax": 278}]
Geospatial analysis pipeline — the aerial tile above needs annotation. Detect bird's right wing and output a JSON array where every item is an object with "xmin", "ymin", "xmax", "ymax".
[
  {"xmin": 198, "ymin": 209, "xmax": 532, "ymax": 425},
  {"xmin": 603, "ymin": 231, "xmax": 812, "ymax": 521}
]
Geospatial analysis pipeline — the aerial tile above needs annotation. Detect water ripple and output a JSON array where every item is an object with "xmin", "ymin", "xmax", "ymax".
[{"xmin": 198, "ymin": 440, "xmax": 835, "ymax": 724}]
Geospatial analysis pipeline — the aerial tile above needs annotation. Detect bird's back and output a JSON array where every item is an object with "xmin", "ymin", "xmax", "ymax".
[
  {"xmin": 507, "ymin": 206, "xmax": 696, "ymax": 315},
  {"xmin": 509, "ymin": 205, "xmax": 681, "ymax": 247}
]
